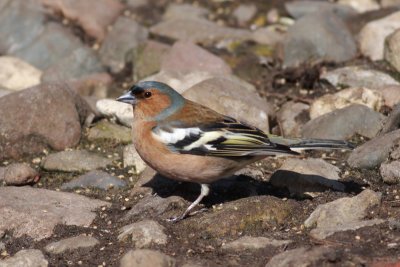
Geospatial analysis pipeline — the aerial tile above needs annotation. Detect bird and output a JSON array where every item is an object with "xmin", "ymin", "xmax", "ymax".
[{"xmin": 116, "ymin": 81, "xmax": 354, "ymax": 222}]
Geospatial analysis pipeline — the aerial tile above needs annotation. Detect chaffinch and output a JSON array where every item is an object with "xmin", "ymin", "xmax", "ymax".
[{"xmin": 117, "ymin": 81, "xmax": 354, "ymax": 222}]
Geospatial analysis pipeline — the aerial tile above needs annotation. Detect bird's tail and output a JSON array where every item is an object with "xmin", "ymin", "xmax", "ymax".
[{"xmin": 268, "ymin": 135, "xmax": 355, "ymax": 153}]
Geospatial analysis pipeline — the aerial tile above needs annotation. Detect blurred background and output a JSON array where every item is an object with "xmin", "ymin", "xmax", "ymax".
[{"xmin": 1, "ymin": 0, "xmax": 400, "ymax": 266}]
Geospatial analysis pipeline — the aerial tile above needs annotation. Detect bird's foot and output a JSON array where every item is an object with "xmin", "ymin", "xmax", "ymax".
[
  {"xmin": 166, "ymin": 207, "xmax": 208, "ymax": 223},
  {"xmin": 189, "ymin": 207, "xmax": 208, "ymax": 216}
]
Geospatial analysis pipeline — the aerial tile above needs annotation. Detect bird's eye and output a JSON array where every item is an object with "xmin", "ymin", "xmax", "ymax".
[{"xmin": 144, "ymin": 91, "xmax": 152, "ymax": 98}]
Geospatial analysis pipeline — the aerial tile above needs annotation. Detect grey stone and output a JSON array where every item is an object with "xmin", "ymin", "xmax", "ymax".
[
  {"xmin": 41, "ymin": 0, "xmax": 124, "ymax": 41},
  {"xmin": 359, "ymin": 11, "xmax": 400, "ymax": 60},
  {"xmin": 348, "ymin": 129, "xmax": 400, "ymax": 169},
  {"xmin": 0, "ymin": 56, "xmax": 42, "ymax": 90},
  {"xmin": 233, "ymin": 4, "xmax": 257, "ymax": 25},
  {"xmin": 183, "ymin": 77, "xmax": 273, "ymax": 133},
  {"xmin": 124, "ymin": 194, "xmax": 186, "ymax": 221},
  {"xmin": 163, "ymin": 3, "xmax": 209, "ymax": 20},
  {"xmin": 150, "ymin": 17, "xmax": 252, "ymax": 45},
  {"xmin": 160, "ymin": 40, "xmax": 231, "ymax": 76},
  {"xmin": 1, "ymin": 163, "xmax": 39, "ymax": 186},
  {"xmin": 96, "ymin": 99, "xmax": 133, "ymax": 128},
  {"xmin": 338, "ymin": 0, "xmax": 380, "ymax": 13},
  {"xmin": 0, "ymin": 0, "xmax": 45, "ymax": 55},
  {"xmin": 42, "ymin": 150, "xmax": 113, "ymax": 172},
  {"xmin": 88, "ymin": 119, "xmax": 132, "ymax": 144},
  {"xmin": 283, "ymin": 11, "xmax": 357, "ymax": 67},
  {"xmin": 302, "ymin": 104, "xmax": 385, "ymax": 140},
  {"xmin": 61, "ymin": 170, "xmax": 126, "ymax": 190},
  {"xmin": 266, "ymin": 247, "xmax": 340, "ymax": 267},
  {"xmin": 251, "ymin": 25, "xmax": 287, "ymax": 46},
  {"xmin": 0, "ymin": 83, "xmax": 91, "ymax": 160},
  {"xmin": 123, "ymin": 144, "xmax": 147, "ymax": 173},
  {"xmin": 304, "ymin": 189, "xmax": 382, "ymax": 239},
  {"xmin": 0, "ymin": 88, "xmax": 12, "ymax": 98},
  {"xmin": 321, "ymin": 66, "xmax": 399, "ymax": 89},
  {"xmin": 0, "ymin": 186, "xmax": 110, "ymax": 240},
  {"xmin": 42, "ymin": 46, "xmax": 104, "ymax": 82},
  {"xmin": 385, "ymin": 29, "xmax": 400, "ymax": 73},
  {"xmin": 379, "ymin": 103, "xmax": 400, "ymax": 135},
  {"xmin": 222, "ymin": 236, "xmax": 291, "ymax": 251},
  {"xmin": 13, "ymin": 23, "xmax": 82, "ymax": 70},
  {"xmin": 270, "ymin": 158, "xmax": 344, "ymax": 198},
  {"xmin": 277, "ymin": 101, "xmax": 309, "ymax": 137},
  {"xmin": 120, "ymin": 249, "xmax": 176, "ymax": 267},
  {"xmin": 0, "ymin": 249, "xmax": 48, "ymax": 267},
  {"xmin": 126, "ymin": 0, "xmax": 149, "ymax": 9},
  {"xmin": 99, "ymin": 17, "xmax": 148, "ymax": 73},
  {"xmin": 118, "ymin": 220, "xmax": 167, "ymax": 248},
  {"xmin": 45, "ymin": 234, "xmax": 99, "ymax": 254},
  {"xmin": 380, "ymin": 160, "xmax": 400, "ymax": 184},
  {"xmin": 285, "ymin": 1, "xmax": 357, "ymax": 19},
  {"xmin": 132, "ymin": 40, "xmax": 171, "ymax": 81}
]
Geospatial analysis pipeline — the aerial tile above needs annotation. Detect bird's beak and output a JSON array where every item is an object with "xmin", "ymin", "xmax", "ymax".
[{"xmin": 116, "ymin": 91, "xmax": 137, "ymax": 105}]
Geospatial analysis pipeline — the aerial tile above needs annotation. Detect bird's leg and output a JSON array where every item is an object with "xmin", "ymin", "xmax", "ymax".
[{"xmin": 167, "ymin": 183, "xmax": 210, "ymax": 223}]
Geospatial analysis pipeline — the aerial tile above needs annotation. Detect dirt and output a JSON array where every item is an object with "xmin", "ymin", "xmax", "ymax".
[{"xmin": 2, "ymin": 0, "xmax": 400, "ymax": 266}]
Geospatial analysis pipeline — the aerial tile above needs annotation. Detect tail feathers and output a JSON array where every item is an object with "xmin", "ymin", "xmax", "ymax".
[{"xmin": 287, "ymin": 139, "xmax": 355, "ymax": 152}]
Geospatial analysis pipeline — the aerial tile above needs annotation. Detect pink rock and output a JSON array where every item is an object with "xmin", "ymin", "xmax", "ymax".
[
  {"xmin": 41, "ymin": 0, "xmax": 124, "ymax": 41},
  {"xmin": 1, "ymin": 163, "xmax": 39, "ymax": 185},
  {"xmin": 376, "ymin": 85, "xmax": 400, "ymax": 107},
  {"xmin": 161, "ymin": 40, "xmax": 232, "ymax": 75}
]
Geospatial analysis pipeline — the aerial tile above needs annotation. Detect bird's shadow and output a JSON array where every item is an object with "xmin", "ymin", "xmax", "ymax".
[{"xmin": 142, "ymin": 170, "xmax": 365, "ymax": 207}]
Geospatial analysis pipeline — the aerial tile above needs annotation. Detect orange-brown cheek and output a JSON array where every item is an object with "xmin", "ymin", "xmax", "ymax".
[{"xmin": 135, "ymin": 94, "xmax": 171, "ymax": 118}]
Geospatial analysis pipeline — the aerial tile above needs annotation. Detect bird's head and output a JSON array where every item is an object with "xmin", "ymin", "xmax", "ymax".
[{"xmin": 116, "ymin": 81, "xmax": 185, "ymax": 121}]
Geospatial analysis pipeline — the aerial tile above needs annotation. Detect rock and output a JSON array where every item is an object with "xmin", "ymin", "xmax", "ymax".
[
  {"xmin": 68, "ymin": 72, "xmax": 112, "ymax": 98},
  {"xmin": 380, "ymin": 160, "xmax": 400, "ymax": 184},
  {"xmin": 302, "ymin": 104, "xmax": 385, "ymax": 140},
  {"xmin": 377, "ymin": 85, "xmax": 400, "ymax": 107},
  {"xmin": 382, "ymin": 0, "xmax": 400, "ymax": 7},
  {"xmin": 120, "ymin": 249, "xmax": 176, "ymax": 267},
  {"xmin": 163, "ymin": 3, "xmax": 209, "ymax": 20},
  {"xmin": 123, "ymin": 144, "xmax": 147, "ymax": 173},
  {"xmin": 14, "ymin": 23, "xmax": 83, "ymax": 70},
  {"xmin": 183, "ymin": 77, "xmax": 272, "ymax": 133},
  {"xmin": 183, "ymin": 196, "xmax": 298, "ymax": 237},
  {"xmin": 142, "ymin": 70, "xmax": 255, "ymax": 95},
  {"xmin": 270, "ymin": 158, "xmax": 344, "ymax": 198},
  {"xmin": 132, "ymin": 41, "xmax": 171, "ymax": 81},
  {"xmin": 266, "ymin": 247, "xmax": 342, "ymax": 267},
  {"xmin": 321, "ymin": 66, "xmax": 399, "ymax": 89},
  {"xmin": 61, "ymin": 170, "xmax": 126, "ymax": 190},
  {"xmin": 385, "ymin": 29, "xmax": 400, "ymax": 73},
  {"xmin": 233, "ymin": 4, "xmax": 257, "ymax": 25},
  {"xmin": 124, "ymin": 194, "xmax": 186, "ymax": 221},
  {"xmin": 161, "ymin": 41, "xmax": 231, "ymax": 76},
  {"xmin": 251, "ymin": 25, "xmax": 287, "ymax": 46},
  {"xmin": 379, "ymin": 103, "xmax": 400, "ymax": 134},
  {"xmin": 45, "ymin": 234, "xmax": 99, "ymax": 254},
  {"xmin": 0, "ymin": 56, "xmax": 42, "ymax": 90},
  {"xmin": 41, "ymin": 0, "xmax": 124, "ymax": 41},
  {"xmin": 150, "ymin": 17, "xmax": 252, "ymax": 45},
  {"xmin": 358, "ymin": 11, "xmax": 400, "ymax": 60},
  {"xmin": 41, "ymin": 150, "xmax": 113, "ymax": 172},
  {"xmin": 338, "ymin": 0, "xmax": 380, "ymax": 13},
  {"xmin": 304, "ymin": 189, "xmax": 383, "ymax": 239},
  {"xmin": 310, "ymin": 87, "xmax": 384, "ymax": 119},
  {"xmin": 88, "ymin": 119, "xmax": 132, "ymax": 144},
  {"xmin": 0, "ymin": 0, "xmax": 46, "ymax": 55},
  {"xmin": 285, "ymin": 1, "xmax": 357, "ymax": 19},
  {"xmin": 277, "ymin": 101, "xmax": 309, "ymax": 137},
  {"xmin": 99, "ymin": 17, "xmax": 148, "ymax": 73},
  {"xmin": 118, "ymin": 220, "xmax": 167, "ymax": 248},
  {"xmin": 41, "ymin": 46, "xmax": 105, "ymax": 82},
  {"xmin": 0, "ymin": 163, "xmax": 39, "ymax": 186},
  {"xmin": 348, "ymin": 129, "xmax": 400, "ymax": 169},
  {"xmin": 222, "ymin": 236, "xmax": 291, "ymax": 251},
  {"xmin": 0, "ymin": 249, "xmax": 48, "ymax": 267},
  {"xmin": 0, "ymin": 186, "xmax": 109, "ymax": 240},
  {"xmin": 0, "ymin": 88, "xmax": 12, "ymax": 98},
  {"xmin": 0, "ymin": 83, "xmax": 91, "ymax": 160},
  {"xmin": 96, "ymin": 99, "xmax": 133, "ymax": 127},
  {"xmin": 283, "ymin": 11, "xmax": 356, "ymax": 67}
]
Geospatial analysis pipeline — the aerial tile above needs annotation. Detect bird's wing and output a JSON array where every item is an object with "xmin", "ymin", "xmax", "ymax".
[{"xmin": 152, "ymin": 116, "xmax": 298, "ymax": 158}]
